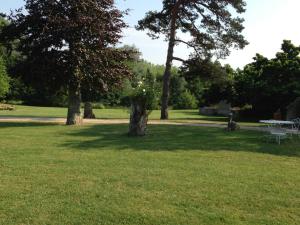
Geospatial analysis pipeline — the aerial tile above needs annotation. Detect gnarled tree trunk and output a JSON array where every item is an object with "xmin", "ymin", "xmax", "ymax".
[
  {"xmin": 129, "ymin": 100, "xmax": 148, "ymax": 136},
  {"xmin": 84, "ymin": 102, "xmax": 96, "ymax": 119},
  {"xmin": 66, "ymin": 81, "xmax": 82, "ymax": 125}
]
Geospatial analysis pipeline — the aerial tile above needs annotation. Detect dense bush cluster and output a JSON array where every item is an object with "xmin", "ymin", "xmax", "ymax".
[
  {"xmin": 125, "ymin": 69, "xmax": 160, "ymax": 112},
  {"xmin": 173, "ymin": 91, "xmax": 198, "ymax": 110},
  {"xmin": 0, "ymin": 56, "xmax": 9, "ymax": 99},
  {"xmin": 234, "ymin": 40, "xmax": 300, "ymax": 117}
]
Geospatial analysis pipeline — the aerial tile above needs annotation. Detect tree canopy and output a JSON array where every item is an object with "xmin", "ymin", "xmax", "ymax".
[
  {"xmin": 1, "ymin": 0, "xmax": 130, "ymax": 124},
  {"xmin": 137, "ymin": 0, "xmax": 248, "ymax": 119},
  {"xmin": 234, "ymin": 40, "xmax": 300, "ymax": 117},
  {"xmin": 0, "ymin": 56, "xmax": 9, "ymax": 99},
  {"xmin": 181, "ymin": 58, "xmax": 235, "ymax": 105}
]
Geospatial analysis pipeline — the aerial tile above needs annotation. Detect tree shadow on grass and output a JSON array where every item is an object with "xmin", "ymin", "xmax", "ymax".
[
  {"xmin": 0, "ymin": 115, "xmax": 61, "ymax": 118},
  {"xmin": 62, "ymin": 124, "xmax": 300, "ymax": 157},
  {"xmin": 170, "ymin": 111, "xmax": 228, "ymax": 122},
  {"xmin": 0, "ymin": 122, "xmax": 60, "ymax": 128},
  {"xmin": 174, "ymin": 111, "xmax": 261, "ymax": 123}
]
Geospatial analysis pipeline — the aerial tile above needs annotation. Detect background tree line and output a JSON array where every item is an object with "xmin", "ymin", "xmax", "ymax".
[
  {"xmin": 0, "ymin": 0, "xmax": 299, "ymax": 121},
  {"xmin": 1, "ymin": 0, "xmax": 249, "ymax": 127},
  {"xmin": 1, "ymin": 12, "xmax": 300, "ymax": 119}
]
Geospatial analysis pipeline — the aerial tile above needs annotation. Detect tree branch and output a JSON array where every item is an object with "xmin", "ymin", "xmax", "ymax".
[
  {"xmin": 174, "ymin": 38, "xmax": 203, "ymax": 59},
  {"xmin": 172, "ymin": 56, "xmax": 186, "ymax": 63}
]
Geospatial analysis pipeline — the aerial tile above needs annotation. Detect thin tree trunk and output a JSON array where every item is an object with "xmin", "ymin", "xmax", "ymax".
[
  {"xmin": 161, "ymin": 6, "xmax": 178, "ymax": 120},
  {"xmin": 66, "ymin": 81, "xmax": 82, "ymax": 125}
]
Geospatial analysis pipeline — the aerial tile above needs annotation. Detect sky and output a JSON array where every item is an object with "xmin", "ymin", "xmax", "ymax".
[{"xmin": 1, "ymin": 0, "xmax": 300, "ymax": 69}]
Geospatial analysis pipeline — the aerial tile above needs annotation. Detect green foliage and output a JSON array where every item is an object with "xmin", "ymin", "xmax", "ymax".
[
  {"xmin": 0, "ymin": 16, "xmax": 23, "ymax": 68},
  {"xmin": 137, "ymin": 0, "xmax": 247, "ymax": 119},
  {"xmin": 1, "ymin": 0, "xmax": 130, "ymax": 121},
  {"xmin": 137, "ymin": 0, "xmax": 248, "ymax": 59},
  {"xmin": 80, "ymin": 45, "xmax": 167, "ymax": 108},
  {"xmin": 19, "ymin": 86, "xmax": 69, "ymax": 107},
  {"xmin": 129, "ymin": 59, "xmax": 166, "ymax": 79},
  {"xmin": 5, "ymin": 77, "xmax": 25, "ymax": 101},
  {"xmin": 125, "ymin": 69, "xmax": 160, "ymax": 111},
  {"xmin": 121, "ymin": 48, "xmax": 164, "ymax": 110},
  {"xmin": 92, "ymin": 102, "xmax": 106, "ymax": 109},
  {"xmin": 0, "ymin": 16, "xmax": 25, "ymax": 103},
  {"xmin": 181, "ymin": 58, "xmax": 235, "ymax": 106},
  {"xmin": 0, "ymin": 56, "xmax": 9, "ymax": 99},
  {"xmin": 173, "ymin": 90, "xmax": 198, "ymax": 110},
  {"xmin": 234, "ymin": 40, "xmax": 300, "ymax": 117},
  {"xmin": 186, "ymin": 78, "xmax": 206, "ymax": 106},
  {"xmin": 169, "ymin": 75, "xmax": 188, "ymax": 106}
]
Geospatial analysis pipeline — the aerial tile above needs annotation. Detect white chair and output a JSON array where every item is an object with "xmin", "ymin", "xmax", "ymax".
[
  {"xmin": 268, "ymin": 127, "xmax": 287, "ymax": 145},
  {"xmin": 286, "ymin": 118, "xmax": 300, "ymax": 137},
  {"xmin": 265, "ymin": 124, "xmax": 287, "ymax": 145}
]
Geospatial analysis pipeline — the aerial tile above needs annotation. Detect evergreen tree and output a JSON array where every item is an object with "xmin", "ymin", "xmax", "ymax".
[{"xmin": 137, "ymin": 0, "xmax": 248, "ymax": 119}]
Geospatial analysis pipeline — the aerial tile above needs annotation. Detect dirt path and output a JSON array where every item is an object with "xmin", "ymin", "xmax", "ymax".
[{"xmin": 0, "ymin": 116, "xmax": 267, "ymax": 132}]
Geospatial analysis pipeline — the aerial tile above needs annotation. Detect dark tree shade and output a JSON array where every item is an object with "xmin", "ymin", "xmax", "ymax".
[
  {"xmin": 234, "ymin": 40, "xmax": 300, "ymax": 117},
  {"xmin": 181, "ymin": 58, "xmax": 235, "ymax": 105},
  {"xmin": 1, "ymin": 0, "xmax": 130, "ymax": 125},
  {"xmin": 0, "ymin": 56, "xmax": 9, "ymax": 99},
  {"xmin": 137, "ymin": 0, "xmax": 248, "ymax": 119}
]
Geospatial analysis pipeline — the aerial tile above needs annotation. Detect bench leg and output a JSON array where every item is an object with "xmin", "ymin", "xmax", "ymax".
[{"xmin": 276, "ymin": 136, "xmax": 281, "ymax": 145}]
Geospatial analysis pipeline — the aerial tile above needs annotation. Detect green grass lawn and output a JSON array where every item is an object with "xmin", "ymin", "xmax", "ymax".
[
  {"xmin": 0, "ymin": 105, "xmax": 220, "ymax": 120},
  {"xmin": 0, "ymin": 105, "xmax": 261, "ymax": 126},
  {"xmin": 0, "ymin": 122, "xmax": 299, "ymax": 225}
]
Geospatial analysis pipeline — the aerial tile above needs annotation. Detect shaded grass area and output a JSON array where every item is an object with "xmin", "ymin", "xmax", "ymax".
[
  {"xmin": 0, "ymin": 122, "xmax": 299, "ymax": 225},
  {"xmin": 0, "ymin": 105, "xmax": 69, "ymax": 118},
  {"xmin": 0, "ymin": 105, "xmax": 216, "ymax": 120},
  {"xmin": 0, "ymin": 105, "xmax": 261, "ymax": 126}
]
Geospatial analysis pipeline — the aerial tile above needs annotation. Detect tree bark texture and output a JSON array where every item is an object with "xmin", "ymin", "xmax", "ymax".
[
  {"xmin": 84, "ymin": 102, "xmax": 96, "ymax": 119},
  {"xmin": 129, "ymin": 100, "xmax": 149, "ymax": 136},
  {"xmin": 160, "ymin": 4, "xmax": 179, "ymax": 120},
  {"xmin": 66, "ymin": 81, "xmax": 82, "ymax": 125}
]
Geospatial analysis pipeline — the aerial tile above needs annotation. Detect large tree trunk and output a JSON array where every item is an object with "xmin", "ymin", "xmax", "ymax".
[
  {"xmin": 161, "ymin": 7, "xmax": 177, "ymax": 120},
  {"xmin": 84, "ymin": 102, "xmax": 96, "ymax": 119},
  {"xmin": 129, "ymin": 100, "xmax": 148, "ymax": 136},
  {"xmin": 66, "ymin": 81, "xmax": 82, "ymax": 125}
]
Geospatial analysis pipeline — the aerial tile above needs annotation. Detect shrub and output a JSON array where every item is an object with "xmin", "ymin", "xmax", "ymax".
[
  {"xmin": 169, "ymin": 75, "xmax": 187, "ymax": 106},
  {"xmin": 0, "ymin": 103, "xmax": 14, "ymax": 111},
  {"xmin": 126, "ymin": 69, "xmax": 160, "ymax": 136},
  {"xmin": 92, "ymin": 102, "xmax": 105, "ymax": 109},
  {"xmin": 0, "ymin": 57, "xmax": 9, "ymax": 99},
  {"xmin": 173, "ymin": 90, "xmax": 198, "ymax": 109},
  {"xmin": 124, "ymin": 70, "xmax": 160, "ymax": 112},
  {"xmin": 5, "ymin": 77, "xmax": 27, "ymax": 101}
]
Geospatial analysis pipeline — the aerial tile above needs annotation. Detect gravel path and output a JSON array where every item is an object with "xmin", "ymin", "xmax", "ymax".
[{"xmin": 0, "ymin": 116, "xmax": 267, "ymax": 132}]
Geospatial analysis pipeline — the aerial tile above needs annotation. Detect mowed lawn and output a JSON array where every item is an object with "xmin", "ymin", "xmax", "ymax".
[
  {"xmin": 0, "ymin": 122, "xmax": 299, "ymax": 225},
  {"xmin": 0, "ymin": 105, "xmax": 262, "ymax": 126},
  {"xmin": 0, "ymin": 105, "xmax": 221, "ymax": 120}
]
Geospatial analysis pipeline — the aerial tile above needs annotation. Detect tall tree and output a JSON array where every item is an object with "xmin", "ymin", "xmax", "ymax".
[
  {"xmin": 234, "ymin": 40, "xmax": 300, "ymax": 117},
  {"xmin": 137, "ymin": 0, "xmax": 248, "ymax": 119},
  {"xmin": 181, "ymin": 58, "xmax": 235, "ymax": 105},
  {"xmin": 1, "ymin": 0, "xmax": 130, "ymax": 125}
]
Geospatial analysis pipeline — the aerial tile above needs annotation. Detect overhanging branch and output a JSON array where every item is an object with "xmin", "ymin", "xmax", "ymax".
[
  {"xmin": 172, "ymin": 56, "xmax": 186, "ymax": 63},
  {"xmin": 174, "ymin": 38, "xmax": 203, "ymax": 59}
]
